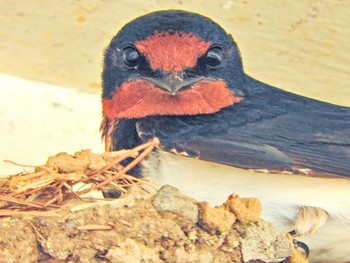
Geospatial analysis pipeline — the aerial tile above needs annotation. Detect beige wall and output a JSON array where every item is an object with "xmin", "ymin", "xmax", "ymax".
[{"xmin": 1, "ymin": 0, "xmax": 349, "ymax": 105}]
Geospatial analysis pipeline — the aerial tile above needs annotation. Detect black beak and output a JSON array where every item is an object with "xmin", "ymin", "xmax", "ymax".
[{"xmin": 141, "ymin": 73, "xmax": 204, "ymax": 95}]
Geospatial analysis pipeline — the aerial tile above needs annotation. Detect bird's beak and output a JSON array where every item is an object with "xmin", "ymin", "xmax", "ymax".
[{"xmin": 141, "ymin": 72, "xmax": 205, "ymax": 95}]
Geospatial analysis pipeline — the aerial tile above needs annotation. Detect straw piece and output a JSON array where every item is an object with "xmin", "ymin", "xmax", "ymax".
[
  {"xmin": 0, "ymin": 209, "xmax": 61, "ymax": 217},
  {"xmin": 0, "ymin": 138, "xmax": 159, "ymax": 217}
]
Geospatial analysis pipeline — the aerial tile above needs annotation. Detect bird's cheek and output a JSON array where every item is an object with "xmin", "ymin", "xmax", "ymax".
[{"xmin": 102, "ymin": 79, "xmax": 243, "ymax": 119}]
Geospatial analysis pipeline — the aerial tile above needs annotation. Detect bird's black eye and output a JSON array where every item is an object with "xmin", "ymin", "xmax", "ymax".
[
  {"xmin": 122, "ymin": 46, "xmax": 140, "ymax": 68},
  {"xmin": 205, "ymin": 46, "xmax": 223, "ymax": 69}
]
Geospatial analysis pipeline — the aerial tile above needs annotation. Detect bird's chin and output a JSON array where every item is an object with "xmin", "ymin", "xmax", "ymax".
[{"xmin": 102, "ymin": 79, "xmax": 243, "ymax": 119}]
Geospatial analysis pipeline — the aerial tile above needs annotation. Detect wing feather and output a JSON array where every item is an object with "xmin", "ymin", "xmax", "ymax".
[{"xmin": 135, "ymin": 77, "xmax": 350, "ymax": 177}]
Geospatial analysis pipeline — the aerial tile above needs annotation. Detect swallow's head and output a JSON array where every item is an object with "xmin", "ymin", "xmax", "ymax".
[{"xmin": 102, "ymin": 10, "xmax": 245, "ymax": 123}]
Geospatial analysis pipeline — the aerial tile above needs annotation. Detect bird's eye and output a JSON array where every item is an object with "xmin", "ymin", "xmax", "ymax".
[
  {"xmin": 205, "ymin": 46, "xmax": 223, "ymax": 69},
  {"xmin": 122, "ymin": 46, "xmax": 140, "ymax": 68}
]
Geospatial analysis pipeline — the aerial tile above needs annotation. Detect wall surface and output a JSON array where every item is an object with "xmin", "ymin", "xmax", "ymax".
[
  {"xmin": 1, "ymin": 0, "xmax": 349, "ymax": 104},
  {"xmin": 0, "ymin": 0, "xmax": 349, "ymax": 174}
]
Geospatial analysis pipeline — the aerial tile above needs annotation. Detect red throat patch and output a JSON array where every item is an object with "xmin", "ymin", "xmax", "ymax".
[
  {"xmin": 102, "ymin": 79, "xmax": 243, "ymax": 119},
  {"xmin": 135, "ymin": 32, "xmax": 211, "ymax": 72}
]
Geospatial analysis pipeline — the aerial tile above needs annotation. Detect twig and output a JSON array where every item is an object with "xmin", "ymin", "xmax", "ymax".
[
  {"xmin": 0, "ymin": 209, "xmax": 61, "ymax": 217},
  {"xmin": 70, "ymin": 197, "xmax": 127, "ymax": 212},
  {"xmin": 0, "ymin": 138, "xmax": 160, "ymax": 217},
  {"xmin": 0, "ymin": 195, "xmax": 59, "ymax": 209},
  {"xmin": 77, "ymin": 224, "xmax": 112, "ymax": 231},
  {"xmin": 89, "ymin": 137, "xmax": 159, "ymax": 177},
  {"xmin": 93, "ymin": 138, "xmax": 159, "ymax": 190},
  {"xmin": 3, "ymin": 160, "xmax": 38, "ymax": 167}
]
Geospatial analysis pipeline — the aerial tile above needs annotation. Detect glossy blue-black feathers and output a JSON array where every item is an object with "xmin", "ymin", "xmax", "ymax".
[
  {"xmin": 102, "ymin": 10, "xmax": 245, "ymax": 99},
  {"xmin": 130, "ymin": 76, "xmax": 350, "ymax": 176},
  {"xmin": 105, "ymin": 10, "xmax": 350, "ymax": 178}
]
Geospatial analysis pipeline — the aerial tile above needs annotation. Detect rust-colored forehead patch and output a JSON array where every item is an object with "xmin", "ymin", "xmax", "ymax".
[{"xmin": 135, "ymin": 32, "xmax": 211, "ymax": 72}]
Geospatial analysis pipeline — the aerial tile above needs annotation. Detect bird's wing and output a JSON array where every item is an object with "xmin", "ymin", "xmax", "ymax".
[
  {"xmin": 156, "ymin": 132, "xmax": 350, "ymax": 177},
  {"xmin": 162, "ymin": 138, "xmax": 294, "ymax": 170},
  {"xmin": 136, "ymin": 77, "xmax": 350, "ymax": 177}
]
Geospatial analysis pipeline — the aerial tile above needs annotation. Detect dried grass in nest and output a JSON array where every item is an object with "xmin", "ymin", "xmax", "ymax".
[{"xmin": 0, "ymin": 138, "xmax": 159, "ymax": 217}]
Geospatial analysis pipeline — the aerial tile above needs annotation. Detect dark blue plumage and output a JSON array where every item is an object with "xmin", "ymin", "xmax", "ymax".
[
  {"xmin": 110, "ymin": 75, "xmax": 350, "ymax": 177},
  {"xmin": 101, "ymin": 10, "xmax": 350, "ymax": 261},
  {"xmin": 102, "ymin": 10, "xmax": 350, "ymax": 178}
]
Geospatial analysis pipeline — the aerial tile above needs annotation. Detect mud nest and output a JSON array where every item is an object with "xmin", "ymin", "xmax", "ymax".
[{"xmin": 0, "ymin": 139, "xmax": 307, "ymax": 263}]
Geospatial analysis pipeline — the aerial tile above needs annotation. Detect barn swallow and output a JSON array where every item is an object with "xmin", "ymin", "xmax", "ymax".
[{"xmin": 101, "ymin": 10, "xmax": 350, "ymax": 262}]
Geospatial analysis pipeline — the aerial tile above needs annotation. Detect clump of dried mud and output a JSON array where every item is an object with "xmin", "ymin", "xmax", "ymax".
[
  {"xmin": 0, "ymin": 143, "xmax": 307, "ymax": 263},
  {"xmin": 0, "ymin": 184, "xmax": 306, "ymax": 263}
]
